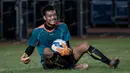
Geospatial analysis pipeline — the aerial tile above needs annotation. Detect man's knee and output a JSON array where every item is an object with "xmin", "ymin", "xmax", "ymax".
[
  {"xmin": 43, "ymin": 48, "xmax": 53, "ymax": 59},
  {"xmin": 81, "ymin": 42, "xmax": 89, "ymax": 49},
  {"xmin": 77, "ymin": 42, "xmax": 90, "ymax": 52},
  {"xmin": 73, "ymin": 42, "xmax": 89, "ymax": 57}
]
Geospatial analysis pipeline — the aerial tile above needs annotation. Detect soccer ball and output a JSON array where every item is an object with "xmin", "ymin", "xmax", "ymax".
[{"xmin": 51, "ymin": 39, "xmax": 66, "ymax": 52}]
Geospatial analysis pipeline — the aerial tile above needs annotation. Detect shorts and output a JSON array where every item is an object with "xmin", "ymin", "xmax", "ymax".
[{"xmin": 42, "ymin": 53, "xmax": 78, "ymax": 69}]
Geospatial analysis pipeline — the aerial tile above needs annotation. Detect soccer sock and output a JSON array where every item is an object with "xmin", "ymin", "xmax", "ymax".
[{"xmin": 87, "ymin": 45, "xmax": 111, "ymax": 65}]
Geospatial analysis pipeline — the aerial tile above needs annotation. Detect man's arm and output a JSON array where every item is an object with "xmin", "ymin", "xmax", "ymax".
[
  {"xmin": 21, "ymin": 46, "xmax": 35, "ymax": 64},
  {"xmin": 25, "ymin": 46, "xmax": 35, "ymax": 56}
]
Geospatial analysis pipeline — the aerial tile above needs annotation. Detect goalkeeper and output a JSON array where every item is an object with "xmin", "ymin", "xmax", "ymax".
[{"xmin": 21, "ymin": 5, "xmax": 120, "ymax": 69}]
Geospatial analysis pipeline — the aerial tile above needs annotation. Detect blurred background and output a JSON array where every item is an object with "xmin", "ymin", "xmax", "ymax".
[{"xmin": 0, "ymin": 0, "xmax": 129, "ymax": 41}]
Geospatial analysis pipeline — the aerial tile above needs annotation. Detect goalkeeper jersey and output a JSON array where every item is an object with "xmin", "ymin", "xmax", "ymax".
[{"xmin": 27, "ymin": 22, "xmax": 71, "ymax": 63}]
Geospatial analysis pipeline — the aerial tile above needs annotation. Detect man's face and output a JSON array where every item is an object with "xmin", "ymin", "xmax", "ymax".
[{"xmin": 43, "ymin": 10, "xmax": 57, "ymax": 27}]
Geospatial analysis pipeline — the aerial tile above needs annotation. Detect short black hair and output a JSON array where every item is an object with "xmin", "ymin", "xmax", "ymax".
[{"xmin": 41, "ymin": 5, "xmax": 55, "ymax": 16}]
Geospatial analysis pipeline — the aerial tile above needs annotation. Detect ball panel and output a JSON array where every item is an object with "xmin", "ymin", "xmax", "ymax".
[{"xmin": 51, "ymin": 39, "xmax": 66, "ymax": 53}]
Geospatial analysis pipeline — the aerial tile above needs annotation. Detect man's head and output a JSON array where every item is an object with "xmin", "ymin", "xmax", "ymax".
[{"xmin": 42, "ymin": 5, "xmax": 57, "ymax": 27}]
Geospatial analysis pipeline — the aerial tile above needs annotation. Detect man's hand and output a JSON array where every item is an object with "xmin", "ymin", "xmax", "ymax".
[
  {"xmin": 56, "ymin": 43, "xmax": 72, "ymax": 56},
  {"xmin": 21, "ymin": 53, "xmax": 31, "ymax": 64}
]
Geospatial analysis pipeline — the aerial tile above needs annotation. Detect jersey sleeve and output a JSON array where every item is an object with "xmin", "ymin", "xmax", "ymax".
[
  {"xmin": 63, "ymin": 24, "xmax": 71, "ymax": 42},
  {"xmin": 27, "ymin": 28, "xmax": 38, "ymax": 46}
]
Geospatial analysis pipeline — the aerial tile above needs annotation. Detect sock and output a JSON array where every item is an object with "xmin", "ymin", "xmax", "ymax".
[{"xmin": 87, "ymin": 45, "xmax": 111, "ymax": 65}]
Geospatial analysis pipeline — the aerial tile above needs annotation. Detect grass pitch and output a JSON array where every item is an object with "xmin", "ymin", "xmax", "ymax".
[{"xmin": 0, "ymin": 37, "xmax": 130, "ymax": 73}]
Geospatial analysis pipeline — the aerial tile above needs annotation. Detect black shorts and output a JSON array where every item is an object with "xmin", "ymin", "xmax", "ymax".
[{"xmin": 42, "ymin": 53, "xmax": 78, "ymax": 69}]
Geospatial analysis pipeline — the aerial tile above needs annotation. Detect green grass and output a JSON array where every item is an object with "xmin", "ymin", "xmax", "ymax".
[{"xmin": 0, "ymin": 37, "xmax": 130, "ymax": 73}]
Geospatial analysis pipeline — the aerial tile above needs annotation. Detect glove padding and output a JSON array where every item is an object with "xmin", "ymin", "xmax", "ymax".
[{"xmin": 56, "ymin": 43, "xmax": 72, "ymax": 56}]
